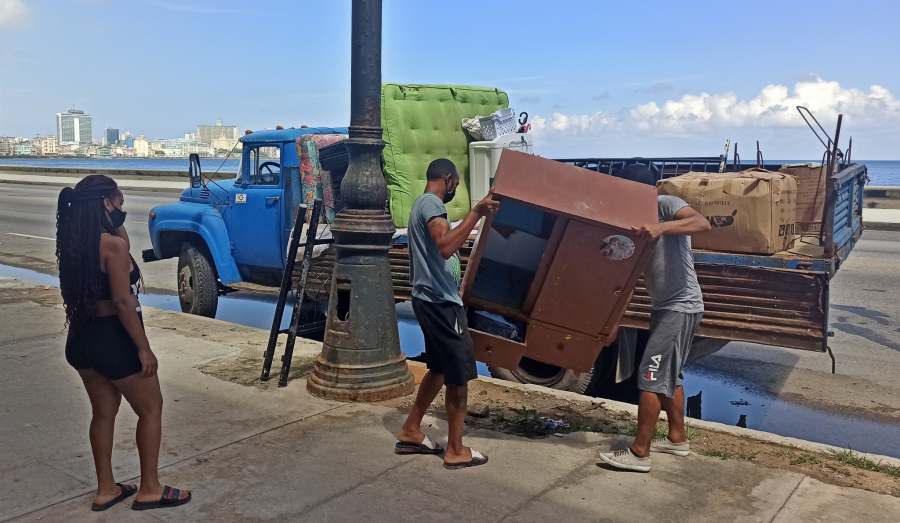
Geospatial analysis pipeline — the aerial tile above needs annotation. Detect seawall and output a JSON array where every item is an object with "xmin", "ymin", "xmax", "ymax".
[{"xmin": 0, "ymin": 164, "xmax": 236, "ymax": 180}]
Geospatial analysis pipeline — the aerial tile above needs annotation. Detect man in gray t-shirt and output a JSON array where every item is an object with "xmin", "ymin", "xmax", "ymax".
[
  {"xmin": 396, "ymin": 158, "xmax": 499, "ymax": 471},
  {"xmin": 599, "ymin": 193, "xmax": 711, "ymax": 473}
]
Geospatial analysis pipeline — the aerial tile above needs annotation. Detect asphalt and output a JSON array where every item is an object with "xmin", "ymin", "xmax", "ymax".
[
  {"xmin": 0, "ymin": 183, "xmax": 179, "ymax": 294},
  {"xmin": 2, "ymin": 276, "xmax": 899, "ymax": 523},
  {"xmin": 2, "ymin": 170, "xmax": 899, "ymax": 229}
]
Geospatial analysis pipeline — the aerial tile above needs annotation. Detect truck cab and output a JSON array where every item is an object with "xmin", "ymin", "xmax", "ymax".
[{"xmin": 143, "ymin": 127, "xmax": 347, "ymax": 317}]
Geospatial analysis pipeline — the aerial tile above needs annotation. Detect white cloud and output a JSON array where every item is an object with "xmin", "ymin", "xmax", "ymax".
[
  {"xmin": 532, "ymin": 76, "xmax": 900, "ymax": 137},
  {"xmin": 0, "ymin": 0, "xmax": 29, "ymax": 28}
]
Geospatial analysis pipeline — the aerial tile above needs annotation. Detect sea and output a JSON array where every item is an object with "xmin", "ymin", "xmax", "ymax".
[{"xmin": 1, "ymin": 158, "xmax": 898, "ymax": 186}]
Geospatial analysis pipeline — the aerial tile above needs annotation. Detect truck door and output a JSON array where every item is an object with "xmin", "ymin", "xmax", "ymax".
[{"xmin": 228, "ymin": 145, "xmax": 285, "ymax": 269}]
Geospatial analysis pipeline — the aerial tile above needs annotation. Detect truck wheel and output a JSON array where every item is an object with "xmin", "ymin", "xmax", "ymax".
[
  {"xmin": 177, "ymin": 243, "xmax": 219, "ymax": 318},
  {"xmin": 487, "ymin": 338, "xmax": 621, "ymax": 395}
]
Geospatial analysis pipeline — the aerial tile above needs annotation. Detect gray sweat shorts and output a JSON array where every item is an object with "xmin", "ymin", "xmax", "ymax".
[{"xmin": 637, "ymin": 309, "xmax": 702, "ymax": 398}]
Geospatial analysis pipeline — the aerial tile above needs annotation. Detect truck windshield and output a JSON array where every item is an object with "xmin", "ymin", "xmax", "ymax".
[{"xmin": 244, "ymin": 146, "xmax": 281, "ymax": 186}]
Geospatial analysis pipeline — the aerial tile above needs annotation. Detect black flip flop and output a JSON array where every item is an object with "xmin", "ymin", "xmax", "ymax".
[
  {"xmin": 443, "ymin": 449, "xmax": 489, "ymax": 470},
  {"xmin": 395, "ymin": 435, "xmax": 444, "ymax": 455},
  {"xmin": 91, "ymin": 483, "xmax": 137, "ymax": 512},
  {"xmin": 131, "ymin": 485, "xmax": 192, "ymax": 511}
]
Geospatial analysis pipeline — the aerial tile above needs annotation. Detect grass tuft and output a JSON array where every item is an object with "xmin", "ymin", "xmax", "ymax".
[
  {"xmin": 703, "ymin": 448, "xmax": 733, "ymax": 460},
  {"xmin": 735, "ymin": 450, "xmax": 758, "ymax": 462},
  {"xmin": 830, "ymin": 449, "xmax": 900, "ymax": 478},
  {"xmin": 684, "ymin": 421, "xmax": 699, "ymax": 441},
  {"xmin": 790, "ymin": 453, "xmax": 820, "ymax": 465},
  {"xmin": 773, "ymin": 448, "xmax": 795, "ymax": 459}
]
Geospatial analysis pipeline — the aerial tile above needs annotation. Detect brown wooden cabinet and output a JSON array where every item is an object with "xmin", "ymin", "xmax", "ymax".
[{"xmin": 461, "ymin": 150, "xmax": 659, "ymax": 372}]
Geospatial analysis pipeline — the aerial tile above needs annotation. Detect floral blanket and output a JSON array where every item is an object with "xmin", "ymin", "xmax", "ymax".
[{"xmin": 296, "ymin": 133, "xmax": 346, "ymax": 223}]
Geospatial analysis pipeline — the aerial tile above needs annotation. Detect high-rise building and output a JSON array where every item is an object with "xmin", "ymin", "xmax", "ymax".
[
  {"xmin": 134, "ymin": 137, "xmax": 150, "ymax": 157},
  {"xmin": 57, "ymin": 110, "xmax": 93, "ymax": 145},
  {"xmin": 197, "ymin": 119, "xmax": 238, "ymax": 145},
  {"xmin": 41, "ymin": 135, "xmax": 59, "ymax": 155},
  {"xmin": 105, "ymin": 127, "xmax": 119, "ymax": 146},
  {"xmin": 0, "ymin": 136, "xmax": 11, "ymax": 156}
]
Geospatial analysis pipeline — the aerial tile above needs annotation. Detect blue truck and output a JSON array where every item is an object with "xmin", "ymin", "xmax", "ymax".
[
  {"xmin": 142, "ymin": 110, "xmax": 867, "ymax": 395},
  {"xmin": 142, "ymin": 127, "xmax": 347, "ymax": 317}
]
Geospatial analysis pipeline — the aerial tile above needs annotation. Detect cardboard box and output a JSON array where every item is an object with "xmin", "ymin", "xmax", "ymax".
[
  {"xmin": 657, "ymin": 168, "xmax": 797, "ymax": 254},
  {"xmin": 779, "ymin": 163, "xmax": 826, "ymax": 235}
]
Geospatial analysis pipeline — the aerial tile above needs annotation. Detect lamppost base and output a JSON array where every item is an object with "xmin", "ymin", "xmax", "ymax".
[{"xmin": 307, "ymin": 353, "xmax": 415, "ymax": 402}]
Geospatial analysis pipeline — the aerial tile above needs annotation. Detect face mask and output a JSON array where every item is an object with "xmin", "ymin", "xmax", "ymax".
[
  {"xmin": 442, "ymin": 177, "xmax": 457, "ymax": 204},
  {"xmin": 109, "ymin": 208, "xmax": 127, "ymax": 228},
  {"xmin": 442, "ymin": 189, "xmax": 456, "ymax": 204}
]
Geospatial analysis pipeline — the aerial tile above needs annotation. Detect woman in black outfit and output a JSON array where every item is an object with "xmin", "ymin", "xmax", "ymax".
[{"xmin": 57, "ymin": 175, "xmax": 190, "ymax": 512}]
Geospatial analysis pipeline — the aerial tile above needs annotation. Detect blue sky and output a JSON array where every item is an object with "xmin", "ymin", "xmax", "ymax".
[{"xmin": 1, "ymin": 0, "xmax": 898, "ymax": 159}]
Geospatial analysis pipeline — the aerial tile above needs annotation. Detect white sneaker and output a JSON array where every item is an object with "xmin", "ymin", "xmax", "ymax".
[
  {"xmin": 598, "ymin": 448, "xmax": 651, "ymax": 472},
  {"xmin": 650, "ymin": 436, "xmax": 690, "ymax": 457}
]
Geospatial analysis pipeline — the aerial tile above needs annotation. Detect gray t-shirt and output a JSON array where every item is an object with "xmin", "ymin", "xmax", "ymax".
[
  {"xmin": 409, "ymin": 193, "xmax": 463, "ymax": 306},
  {"xmin": 643, "ymin": 195, "xmax": 704, "ymax": 313}
]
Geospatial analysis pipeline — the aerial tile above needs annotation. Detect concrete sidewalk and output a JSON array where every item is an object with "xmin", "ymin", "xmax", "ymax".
[
  {"xmin": 863, "ymin": 208, "xmax": 900, "ymax": 231},
  {"xmin": 2, "ymin": 276, "xmax": 899, "ymax": 523}
]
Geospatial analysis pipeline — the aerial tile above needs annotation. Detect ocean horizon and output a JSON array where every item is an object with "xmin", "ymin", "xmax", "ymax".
[{"xmin": 1, "ymin": 157, "xmax": 898, "ymax": 186}]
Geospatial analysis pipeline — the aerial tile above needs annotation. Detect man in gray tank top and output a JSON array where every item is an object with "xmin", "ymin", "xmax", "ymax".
[{"xmin": 599, "ymin": 187, "xmax": 711, "ymax": 473}]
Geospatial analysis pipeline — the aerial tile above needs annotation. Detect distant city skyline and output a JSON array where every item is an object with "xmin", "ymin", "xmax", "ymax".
[
  {"xmin": 0, "ymin": 110, "xmax": 243, "ymax": 158},
  {"xmin": 1, "ymin": 1, "xmax": 899, "ymax": 159}
]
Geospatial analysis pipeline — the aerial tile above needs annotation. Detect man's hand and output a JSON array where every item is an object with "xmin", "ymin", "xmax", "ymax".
[
  {"xmin": 472, "ymin": 188, "xmax": 500, "ymax": 217},
  {"xmin": 631, "ymin": 223, "xmax": 666, "ymax": 241}
]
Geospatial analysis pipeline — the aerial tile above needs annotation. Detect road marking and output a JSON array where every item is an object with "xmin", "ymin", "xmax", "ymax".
[
  {"xmin": 7, "ymin": 233, "xmax": 55, "ymax": 241},
  {"xmin": 131, "ymin": 221, "xmax": 147, "ymax": 224}
]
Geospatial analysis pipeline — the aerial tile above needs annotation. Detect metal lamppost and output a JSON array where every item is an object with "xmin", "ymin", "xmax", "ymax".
[{"xmin": 307, "ymin": 0, "xmax": 415, "ymax": 401}]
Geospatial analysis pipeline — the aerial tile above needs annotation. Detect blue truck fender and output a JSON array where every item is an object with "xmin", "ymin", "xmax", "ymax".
[{"xmin": 148, "ymin": 202, "xmax": 242, "ymax": 285}]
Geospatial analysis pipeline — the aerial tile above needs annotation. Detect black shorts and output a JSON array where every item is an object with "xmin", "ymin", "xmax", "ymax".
[
  {"xmin": 412, "ymin": 297, "xmax": 477, "ymax": 387},
  {"xmin": 65, "ymin": 312, "xmax": 144, "ymax": 381}
]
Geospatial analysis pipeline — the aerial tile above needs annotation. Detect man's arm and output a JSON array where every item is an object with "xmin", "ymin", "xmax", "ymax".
[
  {"xmin": 631, "ymin": 206, "xmax": 710, "ymax": 241},
  {"xmin": 428, "ymin": 190, "xmax": 500, "ymax": 260}
]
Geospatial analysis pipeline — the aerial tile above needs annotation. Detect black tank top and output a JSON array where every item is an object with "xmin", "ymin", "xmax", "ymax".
[{"xmin": 98, "ymin": 264, "xmax": 140, "ymax": 300}]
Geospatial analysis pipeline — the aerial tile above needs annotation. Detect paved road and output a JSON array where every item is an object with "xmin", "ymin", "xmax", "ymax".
[
  {"xmin": 1, "ymin": 182, "xmax": 899, "ymax": 421},
  {"xmin": 0, "ymin": 182, "xmax": 179, "ymax": 294},
  {"xmin": 685, "ymin": 229, "xmax": 900, "ymax": 420}
]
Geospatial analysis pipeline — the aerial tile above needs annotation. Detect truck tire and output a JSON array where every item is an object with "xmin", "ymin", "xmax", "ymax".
[
  {"xmin": 177, "ymin": 243, "xmax": 219, "ymax": 318},
  {"xmin": 487, "ymin": 341, "xmax": 620, "ymax": 395}
]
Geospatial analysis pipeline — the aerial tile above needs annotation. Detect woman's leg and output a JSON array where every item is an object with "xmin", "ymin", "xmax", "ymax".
[
  {"xmin": 77, "ymin": 369, "xmax": 125, "ymax": 505},
  {"xmin": 113, "ymin": 372, "xmax": 188, "ymax": 502}
]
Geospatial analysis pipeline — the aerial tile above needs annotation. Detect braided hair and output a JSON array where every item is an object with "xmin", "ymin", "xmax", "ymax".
[{"xmin": 56, "ymin": 175, "xmax": 141, "ymax": 332}]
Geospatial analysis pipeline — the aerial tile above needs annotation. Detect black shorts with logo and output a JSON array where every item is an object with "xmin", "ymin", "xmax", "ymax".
[{"xmin": 411, "ymin": 297, "xmax": 478, "ymax": 387}]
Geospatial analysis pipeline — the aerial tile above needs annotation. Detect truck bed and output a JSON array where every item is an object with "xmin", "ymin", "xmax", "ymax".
[{"xmin": 302, "ymin": 161, "xmax": 866, "ymax": 355}]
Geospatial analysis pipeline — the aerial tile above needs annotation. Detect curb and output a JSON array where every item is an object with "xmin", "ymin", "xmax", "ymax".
[
  {"xmin": 0, "ymin": 177, "xmax": 186, "ymax": 194},
  {"xmin": 864, "ymin": 221, "xmax": 900, "ymax": 232},
  {"xmin": 473, "ymin": 375, "xmax": 900, "ymax": 468},
  {"xmin": 0, "ymin": 164, "xmax": 237, "ymax": 179}
]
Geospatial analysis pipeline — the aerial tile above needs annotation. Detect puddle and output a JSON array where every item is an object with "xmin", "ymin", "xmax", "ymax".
[
  {"xmin": 0, "ymin": 264, "xmax": 296, "ymax": 331},
  {"xmin": 596, "ymin": 362, "xmax": 900, "ymax": 459},
  {"xmin": 4, "ymin": 263, "xmax": 900, "ymax": 458},
  {"xmin": 0, "ymin": 265, "xmax": 60, "ymax": 287},
  {"xmin": 682, "ymin": 368, "xmax": 900, "ymax": 459}
]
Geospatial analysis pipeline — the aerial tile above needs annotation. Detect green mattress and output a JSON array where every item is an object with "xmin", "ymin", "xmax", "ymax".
[{"xmin": 381, "ymin": 83, "xmax": 509, "ymax": 227}]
